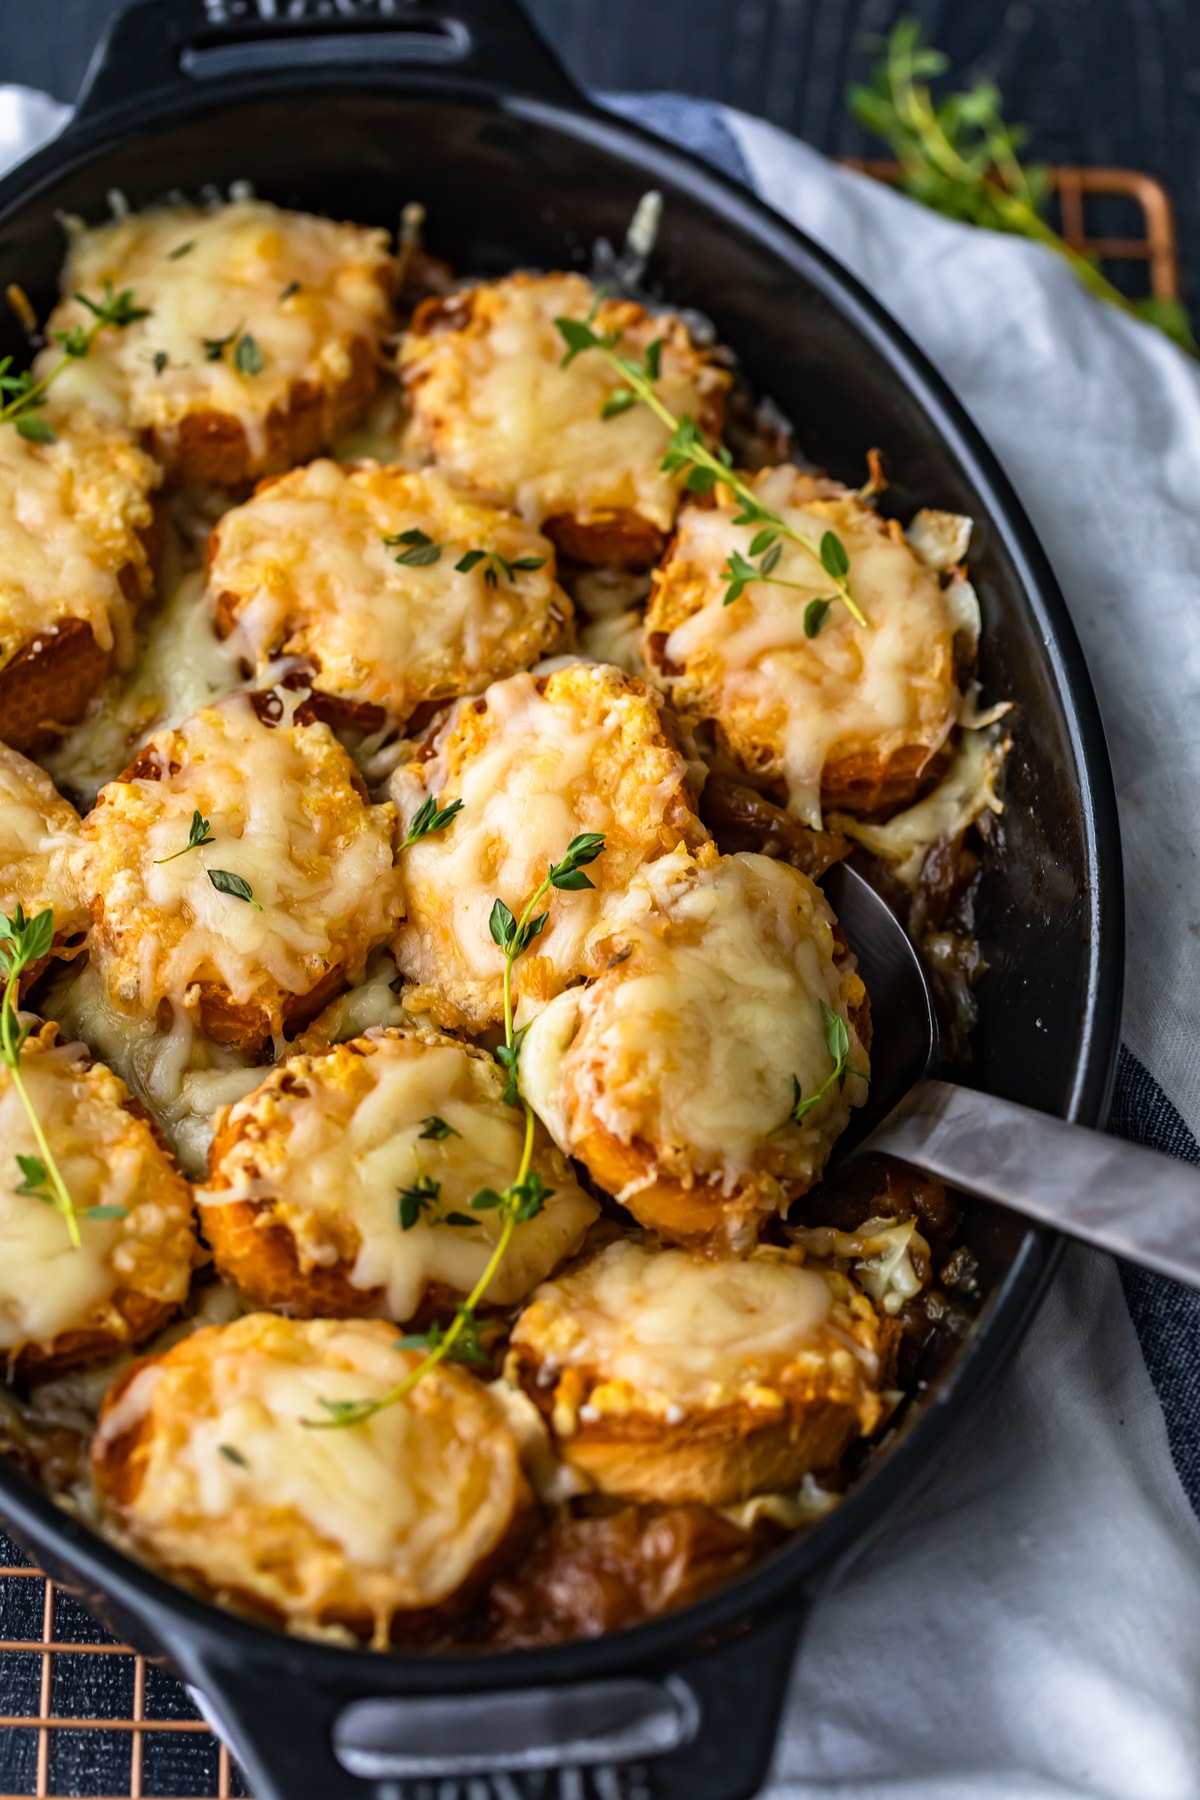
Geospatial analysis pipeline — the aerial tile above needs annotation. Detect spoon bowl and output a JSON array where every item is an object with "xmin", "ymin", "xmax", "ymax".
[{"xmin": 819, "ymin": 861, "xmax": 1200, "ymax": 1290}]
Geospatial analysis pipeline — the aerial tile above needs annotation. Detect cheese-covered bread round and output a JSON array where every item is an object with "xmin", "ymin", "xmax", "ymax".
[
  {"xmin": 199, "ymin": 1029, "xmax": 599, "ymax": 1320},
  {"xmin": 0, "ymin": 744, "xmax": 89, "ymax": 989},
  {"xmin": 400, "ymin": 273, "xmax": 729, "ymax": 568},
  {"xmin": 389, "ymin": 664, "xmax": 709, "ymax": 1032},
  {"xmin": 0, "ymin": 1024, "xmax": 196, "ymax": 1378},
  {"xmin": 508, "ymin": 1236, "xmax": 894, "ymax": 1504},
  {"xmin": 77, "ymin": 694, "xmax": 403, "ymax": 1056},
  {"xmin": 40, "ymin": 201, "xmax": 394, "ymax": 484},
  {"xmin": 0, "ymin": 412, "xmax": 161, "ymax": 752},
  {"xmin": 206, "ymin": 461, "xmax": 572, "ymax": 731},
  {"xmin": 91, "ymin": 1314, "xmax": 533, "ymax": 1642},
  {"xmin": 644, "ymin": 467, "xmax": 977, "ymax": 824},
  {"xmin": 520, "ymin": 846, "xmax": 869, "ymax": 1249}
]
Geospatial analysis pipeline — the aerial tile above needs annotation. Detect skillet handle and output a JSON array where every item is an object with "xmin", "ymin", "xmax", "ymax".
[
  {"xmin": 74, "ymin": 0, "xmax": 581, "ymax": 126},
  {"xmin": 187, "ymin": 1605, "xmax": 804, "ymax": 1800}
]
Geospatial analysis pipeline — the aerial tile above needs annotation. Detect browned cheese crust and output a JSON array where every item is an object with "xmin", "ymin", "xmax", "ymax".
[
  {"xmin": 39, "ymin": 201, "xmax": 395, "ymax": 485},
  {"xmin": 198, "ymin": 1029, "xmax": 597, "ymax": 1321},
  {"xmin": 206, "ymin": 459, "xmax": 573, "ymax": 731}
]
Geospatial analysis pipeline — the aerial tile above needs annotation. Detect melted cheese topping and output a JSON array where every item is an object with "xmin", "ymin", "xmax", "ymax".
[
  {"xmin": 521, "ymin": 847, "xmax": 868, "ymax": 1198},
  {"xmin": 201, "ymin": 1030, "xmax": 598, "ymax": 1320},
  {"xmin": 77, "ymin": 694, "xmax": 402, "ymax": 1024},
  {"xmin": 93, "ymin": 1314, "xmax": 529, "ymax": 1639},
  {"xmin": 0, "ymin": 411, "xmax": 159, "ymax": 675},
  {"xmin": 41, "ymin": 202, "xmax": 393, "ymax": 467},
  {"xmin": 389, "ymin": 664, "xmax": 707, "ymax": 1030},
  {"xmin": 400, "ymin": 273, "xmax": 728, "ymax": 531},
  {"xmin": 207, "ymin": 461, "xmax": 571, "ymax": 723},
  {"xmin": 44, "ymin": 570, "xmax": 244, "ymax": 808},
  {"xmin": 0, "ymin": 1028, "xmax": 195, "ymax": 1354},
  {"xmin": 648, "ymin": 467, "xmax": 966, "ymax": 825},
  {"xmin": 830, "ymin": 718, "xmax": 1010, "ymax": 887},
  {"xmin": 511, "ymin": 1238, "xmax": 836, "ymax": 1413},
  {"xmin": 0, "ymin": 743, "xmax": 88, "ymax": 944}
]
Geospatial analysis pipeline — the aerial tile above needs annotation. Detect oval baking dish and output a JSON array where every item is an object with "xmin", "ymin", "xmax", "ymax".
[{"xmin": 0, "ymin": 4, "xmax": 1123, "ymax": 1798}]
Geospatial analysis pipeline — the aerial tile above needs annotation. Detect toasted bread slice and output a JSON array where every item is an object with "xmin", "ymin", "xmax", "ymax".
[
  {"xmin": 389, "ymin": 662, "xmax": 709, "ymax": 1032},
  {"xmin": 207, "ymin": 460, "xmax": 572, "ymax": 730},
  {"xmin": 40, "ymin": 201, "xmax": 395, "ymax": 485},
  {"xmin": 199, "ymin": 1029, "xmax": 598, "ymax": 1321},
  {"xmin": 0, "ymin": 413, "xmax": 162, "ymax": 751},
  {"xmin": 77, "ymin": 693, "xmax": 403, "ymax": 1056},
  {"xmin": 520, "ymin": 846, "xmax": 869, "ymax": 1250}
]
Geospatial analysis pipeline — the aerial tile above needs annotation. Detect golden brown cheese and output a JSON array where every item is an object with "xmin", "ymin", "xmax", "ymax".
[
  {"xmin": 0, "ymin": 411, "xmax": 161, "ymax": 751},
  {"xmin": 0, "ymin": 1025, "xmax": 196, "ymax": 1375},
  {"xmin": 508, "ymin": 1236, "xmax": 893, "ymax": 1504},
  {"xmin": 400, "ymin": 273, "xmax": 729, "ymax": 567},
  {"xmin": 199, "ymin": 1029, "xmax": 599, "ymax": 1320},
  {"xmin": 77, "ymin": 693, "xmax": 403, "ymax": 1054},
  {"xmin": 91, "ymin": 1314, "xmax": 532, "ymax": 1643},
  {"xmin": 389, "ymin": 663, "xmax": 709, "ymax": 1031},
  {"xmin": 205, "ymin": 460, "xmax": 572, "ymax": 729},
  {"xmin": 40, "ymin": 201, "xmax": 394, "ymax": 483},
  {"xmin": 644, "ymin": 467, "xmax": 975, "ymax": 825},
  {"xmin": 519, "ymin": 846, "xmax": 869, "ymax": 1249},
  {"xmin": 0, "ymin": 743, "xmax": 89, "ymax": 977}
]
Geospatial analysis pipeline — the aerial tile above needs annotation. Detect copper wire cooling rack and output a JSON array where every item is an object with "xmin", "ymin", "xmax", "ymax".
[{"xmin": 0, "ymin": 158, "xmax": 1186, "ymax": 1800}]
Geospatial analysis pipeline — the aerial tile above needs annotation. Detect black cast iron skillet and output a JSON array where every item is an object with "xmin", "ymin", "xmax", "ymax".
[{"xmin": 0, "ymin": 3, "xmax": 1124, "ymax": 1797}]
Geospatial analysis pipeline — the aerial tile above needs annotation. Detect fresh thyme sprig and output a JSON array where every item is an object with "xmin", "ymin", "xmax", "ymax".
[
  {"xmin": 308, "ymin": 832, "xmax": 605, "ymax": 1430},
  {"xmin": 774, "ymin": 999, "xmax": 866, "ymax": 1130},
  {"xmin": 400, "ymin": 794, "xmax": 463, "ymax": 850},
  {"xmin": 381, "ymin": 529, "xmax": 547, "ymax": 587},
  {"xmin": 0, "ymin": 906, "xmax": 81, "ymax": 1248},
  {"xmin": 850, "ymin": 18, "xmax": 1196, "ymax": 356},
  {"xmin": 0, "ymin": 280, "xmax": 149, "ymax": 444},
  {"xmin": 554, "ymin": 313, "xmax": 865, "ymax": 627},
  {"xmin": 154, "ymin": 810, "xmax": 213, "ymax": 864},
  {"xmin": 207, "ymin": 869, "xmax": 262, "ymax": 911}
]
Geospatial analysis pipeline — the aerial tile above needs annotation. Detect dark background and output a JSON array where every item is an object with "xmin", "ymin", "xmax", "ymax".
[{"xmin": 1, "ymin": 0, "xmax": 1198, "ymax": 308}]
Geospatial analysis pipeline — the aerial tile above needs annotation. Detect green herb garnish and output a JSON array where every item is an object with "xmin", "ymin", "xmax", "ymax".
[
  {"xmin": 233, "ymin": 333, "xmax": 263, "ymax": 376},
  {"xmin": 419, "ymin": 1115, "xmax": 460, "ymax": 1141},
  {"xmin": 0, "ymin": 906, "xmax": 81, "ymax": 1247},
  {"xmin": 776, "ymin": 1000, "xmax": 866, "ymax": 1128}
]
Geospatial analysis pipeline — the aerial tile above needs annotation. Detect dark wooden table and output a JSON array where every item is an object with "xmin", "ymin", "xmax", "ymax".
[{"xmin": 1, "ymin": 0, "xmax": 1197, "ymax": 306}]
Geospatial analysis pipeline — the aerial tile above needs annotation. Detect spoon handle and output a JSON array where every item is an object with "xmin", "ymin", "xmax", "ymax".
[{"xmin": 870, "ymin": 1079, "xmax": 1200, "ymax": 1289}]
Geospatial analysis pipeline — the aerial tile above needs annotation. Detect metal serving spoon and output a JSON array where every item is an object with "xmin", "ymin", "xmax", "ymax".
[{"xmin": 821, "ymin": 863, "xmax": 1200, "ymax": 1289}]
